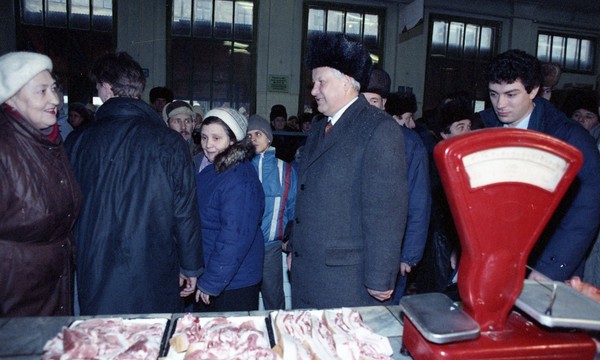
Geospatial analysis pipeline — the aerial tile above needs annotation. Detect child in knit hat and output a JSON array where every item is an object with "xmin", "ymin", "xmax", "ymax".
[
  {"xmin": 247, "ymin": 114, "xmax": 297, "ymax": 310},
  {"xmin": 194, "ymin": 107, "xmax": 266, "ymax": 312}
]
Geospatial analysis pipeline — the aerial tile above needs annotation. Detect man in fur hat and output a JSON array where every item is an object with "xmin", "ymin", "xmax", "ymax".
[{"xmin": 288, "ymin": 32, "xmax": 408, "ymax": 308}]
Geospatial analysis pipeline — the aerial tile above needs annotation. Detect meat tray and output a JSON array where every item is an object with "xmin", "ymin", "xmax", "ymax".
[
  {"xmin": 163, "ymin": 315, "xmax": 272, "ymax": 359},
  {"xmin": 43, "ymin": 317, "xmax": 170, "ymax": 360}
]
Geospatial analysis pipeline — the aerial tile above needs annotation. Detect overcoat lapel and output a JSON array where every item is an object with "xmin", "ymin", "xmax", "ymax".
[{"xmin": 302, "ymin": 97, "xmax": 364, "ymax": 171}]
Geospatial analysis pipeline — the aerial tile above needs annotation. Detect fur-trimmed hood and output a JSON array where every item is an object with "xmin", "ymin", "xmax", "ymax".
[{"xmin": 213, "ymin": 139, "xmax": 256, "ymax": 173}]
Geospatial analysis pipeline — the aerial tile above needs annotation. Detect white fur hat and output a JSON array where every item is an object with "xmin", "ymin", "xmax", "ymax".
[
  {"xmin": 204, "ymin": 107, "xmax": 248, "ymax": 141},
  {"xmin": 0, "ymin": 52, "xmax": 53, "ymax": 104}
]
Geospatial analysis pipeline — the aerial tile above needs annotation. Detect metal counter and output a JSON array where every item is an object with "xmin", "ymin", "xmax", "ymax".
[{"xmin": 0, "ymin": 305, "xmax": 412, "ymax": 359}]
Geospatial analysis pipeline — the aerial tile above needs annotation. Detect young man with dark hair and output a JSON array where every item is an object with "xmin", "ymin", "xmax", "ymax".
[
  {"xmin": 66, "ymin": 51, "xmax": 203, "ymax": 315},
  {"xmin": 479, "ymin": 49, "xmax": 600, "ymax": 281}
]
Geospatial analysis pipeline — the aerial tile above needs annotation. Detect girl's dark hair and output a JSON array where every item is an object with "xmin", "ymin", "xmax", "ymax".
[{"xmin": 90, "ymin": 51, "xmax": 145, "ymax": 99}]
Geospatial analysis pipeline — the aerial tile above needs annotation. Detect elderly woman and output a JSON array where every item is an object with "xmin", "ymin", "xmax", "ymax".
[
  {"xmin": 0, "ymin": 52, "xmax": 81, "ymax": 316},
  {"xmin": 195, "ymin": 107, "xmax": 265, "ymax": 312}
]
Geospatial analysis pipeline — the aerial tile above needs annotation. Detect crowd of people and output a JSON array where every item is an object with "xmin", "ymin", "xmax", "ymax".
[{"xmin": 1, "ymin": 31, "xmax": 600, "ymax": 319}]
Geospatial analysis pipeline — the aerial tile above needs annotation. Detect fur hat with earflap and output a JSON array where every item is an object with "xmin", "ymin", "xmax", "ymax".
[{"xmin": 305, "ymin": 32, "xmax": 372, "ymax": 89}]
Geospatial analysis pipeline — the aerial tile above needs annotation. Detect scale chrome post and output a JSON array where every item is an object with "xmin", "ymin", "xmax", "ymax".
[{"xmin": 400, "ymin": 128, "xmax": 597, "ymax": 359}]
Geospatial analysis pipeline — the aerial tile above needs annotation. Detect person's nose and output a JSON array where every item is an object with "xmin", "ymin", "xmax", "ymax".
[
  {"xmin": 497, "ymin": 94, "xmax": 508, "ymax": 108},
  {"xmin": 49, "ymin": 90, "xmax": 60, "ymax": 105},
  {"xmin": 310, "ymin": 83, "xmax": 319, "ymax": 97}
]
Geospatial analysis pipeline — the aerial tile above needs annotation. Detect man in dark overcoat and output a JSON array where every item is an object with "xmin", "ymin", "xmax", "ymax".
[
  {"xmin": 479, "ymin": 49, "xmax": 600, "ymax": 281},
  {"xmin": 289, "ymin": 33, "xmax": 408, "ymax": 308},
  {"xmin": 66, "ymin": 52, "xmax": 203, "ymax": 315}
]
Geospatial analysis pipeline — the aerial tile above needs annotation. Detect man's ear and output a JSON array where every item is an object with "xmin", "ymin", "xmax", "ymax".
[
  {"xmin": 440, "ymin": 132, "xmax": 449, "ymax": 140},
  {"xmin": 529, "ymin": 86, "xmax": 540, "ymax": 99},
  {"xmin": 102, "ymin": 82, "xmax": 114, "ymax": 98}
]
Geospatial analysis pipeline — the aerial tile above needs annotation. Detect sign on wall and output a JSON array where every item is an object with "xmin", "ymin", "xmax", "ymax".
[{"xmin": 268, "ymin": 75, "xmax": 289, "ymax": 93}]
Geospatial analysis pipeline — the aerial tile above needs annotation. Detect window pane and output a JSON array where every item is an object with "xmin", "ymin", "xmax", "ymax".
[
  {"xmin": 234, "ymin": 1, "xmax": 253, "ymax": 41},
  {"xmin": 194, "ymin": 0, "xmax": 213, "ymax": 37},
  {"xmin": 448, "ymin": 22, "xmax": 464, "ymax": 58},
  {"xmin": 480, "ymin": 26, "xmax": 492, "ymax": 59},
  {"xmin": 327, "ymin": 10, "xmax": 343, "ymax": 34},
  {"xmin": 232, "ymin": 45, "xmax": 252, "ymax": 111},
  {"xmin": 22, "ymin": 0, "xmax": 44, "ymax": 25},
  {"xmin": 363, "ymin": 14, "xmax": 378, "ymax": 47},
  {"xmin": 92, "ymin": 0, "xmax": 112, "ymax": 31},
  {"xmin": 308, "ymin": 9, "xmax": 324, "ymax": 33},
  {"xmin": 431, "ymin": 20, "xmax": 448, "ymax": 55},
  {"xmin": 464, "ymin": 24, "xmax": 478, "ymax": 58},
  {"xmin": 551, "ymin": 36, "xmax": 565, "ymax": 64},
  {"xmin": 71, "ymin": 0, "xmax": 90, "ymax": 30},
  {"xmin": 46, "ymin": 0, "xmax": 67, "ymax": 28},
  {"xmin": 537, "ymin": 34, "xmax": 550, "ymax": 62},
  {"xmin": 172, "ymin": 37, "xmax": 193, "ymax": 99},
  {"xmin": 173, "ymin": 0, "xmax": 192, "ymax": 36},
  {"xmin": 565, "ymin": 37, "xmax": 578, "ymax": 69},
  {"xmin": 214, "ymin": 0, "xmax": 233, "ymax": 39},
  {"xmin": 345, "ymin": 12, "xmax": 362, "ymax": 42},
  {"xmin": 580, "ymin": 39, "xmax": 592, "ymax": 72}
]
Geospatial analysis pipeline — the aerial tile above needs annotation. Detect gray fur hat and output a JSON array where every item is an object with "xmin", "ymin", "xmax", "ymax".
[
  {"xmin": 305, "ymin": 32, "xmax": 372, "ymax": 89},
  {"xmin": 247, "ymin": 114, "xmax": 273, "ymax": 142}
]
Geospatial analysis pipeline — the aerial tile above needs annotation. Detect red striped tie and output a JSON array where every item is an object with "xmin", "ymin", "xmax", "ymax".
[{"xmin": 324, "ymin": 120, "xmax": 333, "ymax": 135}]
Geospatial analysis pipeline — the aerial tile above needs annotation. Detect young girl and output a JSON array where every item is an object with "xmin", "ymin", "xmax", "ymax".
[{"xmin": 194, "ymin": 107, "xmax": 265, "ymax": 312}]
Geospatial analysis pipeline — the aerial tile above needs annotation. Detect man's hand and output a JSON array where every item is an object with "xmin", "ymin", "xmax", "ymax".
[
  {"xmin": 179, "ymin": 274, "xmax": 197, "ymax": 297},
  {"xmin": 367, "ymin": 288, "xmax": 393, "ymax": 301},
  {"xmin": 286, "ymin": 253, "xmax": 292, "ymax": 272},
  {"xmin": 566, "ymin": 276, "xmax": 600, "ymax": 303},
  {"xmin": 195, "ymin": 289, "xmax": 210, "ymax": 305},
  {"xmin": 400, "ymin": 262, "xmax": 412, "ymax": 276}
]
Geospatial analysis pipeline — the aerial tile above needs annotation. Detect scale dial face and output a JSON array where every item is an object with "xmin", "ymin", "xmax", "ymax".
[{"xmin": 462, "ymin": 146, "xmax": 569, "ymax": 192}]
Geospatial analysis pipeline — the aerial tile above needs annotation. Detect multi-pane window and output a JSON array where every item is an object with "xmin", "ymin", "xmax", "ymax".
[
  {"xmin": 423, "ymin": 15, "xmax": 500, "ymax": 111},
  {"xmin": 171, "ymin": 0, "xmax": 255, "ymax": 114},
  {"xmin": 430, "ymin": 19, "xmax": 495, "ymax": 61},
  {"xmin": 17, "ymin": 0, "xmax": 114, "ymax": 104},
  {"xmin": 302, "ymin": 3, "xmax": 384, "ymax": 113},
  {"xmin": 537, "ymin": 32, "xmax": 595, "ymax": 73},
  {"xmin": 20, "ymin": 0, "xmax": 112, "ymax": 31}
]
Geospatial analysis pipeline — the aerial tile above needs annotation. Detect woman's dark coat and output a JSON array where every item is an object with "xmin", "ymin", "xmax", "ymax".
[{"xmin": 0, "ymin": 106, "xmax": 81, "ymax": 316}]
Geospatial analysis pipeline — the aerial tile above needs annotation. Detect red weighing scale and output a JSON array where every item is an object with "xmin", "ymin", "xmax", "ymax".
[{"xmin": 400, "ymin": 128, "xmax": 599, "ymax": 359}]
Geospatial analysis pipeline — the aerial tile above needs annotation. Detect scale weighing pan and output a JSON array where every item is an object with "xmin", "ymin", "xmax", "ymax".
[{"xmin": 515, "ymin": 279, "xmax": 600, "ymax": 331}]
